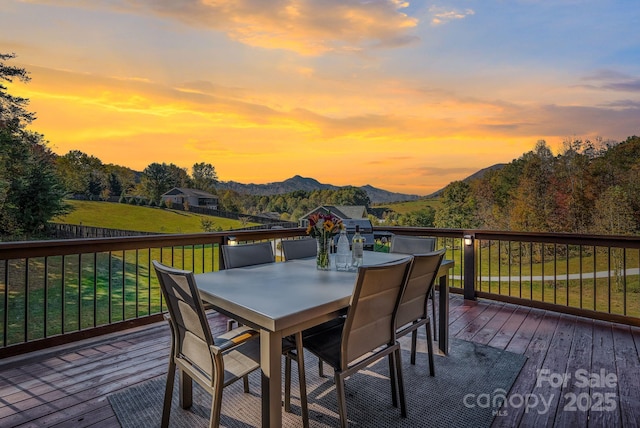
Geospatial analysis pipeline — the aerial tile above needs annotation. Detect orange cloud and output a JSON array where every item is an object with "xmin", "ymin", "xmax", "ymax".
[{"xmin": 27, "ymin": 0, "xmax": 418, "ymax": 56}]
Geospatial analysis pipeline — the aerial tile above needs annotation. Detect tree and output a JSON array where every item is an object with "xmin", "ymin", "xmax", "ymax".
[
  {"xmin": 0, "ymin": 129, "xmax": 67, "ymax": 237},
  {"xmin": 1, "ymin": 53, "xmax": 35, "ymax": 131},
  {"xmin": 592, "ymin": 185, "xmax": 637, "ymax": 291},
  {"xmin": 56, "ymin": 150, "xmax": 105, "ymax": 198},
  {"xmin": 592, "ymin": 186, "xmax": 636, "ymax": 236},
  {"xmin": 0, "ymin": 53, "xmax": 67, "ymax": 238},
  {"xmin": 509, "ymin": 140, "xmax": 557, "ymax": 232},
  {"xmin": 398, "ymin": 207, "xmax": 436, "ymax": 227},
  {"xmin": 191, "ymin": 162, "xmax": 218, "ymax": 193},
  {"xmin": 104, "ymin": 164, "xmax": 136, "ymax": 198},
  {"xmin": 139, "ymin": 162, "xmax": 189, "ymax": 202},
  {"xmin": 434, "ymin": 181, "xmax": 478, "ymax": 229}
]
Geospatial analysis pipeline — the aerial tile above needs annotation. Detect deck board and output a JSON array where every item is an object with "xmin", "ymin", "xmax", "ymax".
[{"xmin": 1, "ymin": 295, "xmax": 639, "ymax": 427}]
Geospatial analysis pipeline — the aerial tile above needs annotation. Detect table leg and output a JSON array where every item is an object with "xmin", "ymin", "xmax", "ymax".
[
  {"xmin": 438, "ymin": 274, "xmax": 449, "ymax": 355},
  {"xmin": 260, "ymin": 329, "xmax": 283, "ymax": 428}
]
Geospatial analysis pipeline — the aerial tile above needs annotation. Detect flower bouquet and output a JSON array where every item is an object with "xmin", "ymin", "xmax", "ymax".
[{"xmin": 306, "ymin": 210, "xmax": 343, "ymax": 270}]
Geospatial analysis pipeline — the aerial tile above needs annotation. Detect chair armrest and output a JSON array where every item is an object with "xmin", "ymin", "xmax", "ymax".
[{"xmin": 213, "ymin": 325, "xmax": 259, "ymax": 353}]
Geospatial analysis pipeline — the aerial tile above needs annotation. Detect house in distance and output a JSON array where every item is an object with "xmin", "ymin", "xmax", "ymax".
[
  {"xmin": 300, "ymin": 205, "xmax": 374, "ymax": 247},
  {"xmin": 161, "ymin": 187, "xmax": 219, "ymax": 210}
]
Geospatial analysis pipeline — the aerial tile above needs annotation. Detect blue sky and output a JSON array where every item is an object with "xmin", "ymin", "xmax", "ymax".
[{"xmin": 1, "ymin": 0, "xmax": 638, "ymax": 195}]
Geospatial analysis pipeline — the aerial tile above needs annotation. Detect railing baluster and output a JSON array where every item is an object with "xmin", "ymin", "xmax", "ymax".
[
  {"xmin": 62, "ymin": 255, "xmax": 66, "ymax": 334},
  {"xmin": 593, "ymin": 245, "xmax": 597, "ymax": 311},
  {"xmin": 566, "ymin": 244, "xmax": 569, "ymax": 306},
  {"xmin": 44, "ymin": 257, "xmax": 49, "ymax": 338},
  {"xmin": 78, "ymin": 254, "xmax": 82, "ymax": 331},
  {"xmin": 3, "ymin": 259, "xmax": 7, "ymax": 347},
  {"xmin": 121, "ymin": 251, "xmax": 125, "ymax": 322},
  {"xmin": 508, "ymin": 241, "xmax": 512, "ymax": 296},
  {"xmin": 108, "ymin": 251, "xmax": 112, "ymax": 324},
  {"xmin": 24, "ymin": 258, "xmax": 29, "ymax": 343},
  {"xmin": 554, "ymin": 244, "xmax": 558, "ymax": 304},
  {"xmin": 529, "ymin": 241, "xmax": 533, "ymax": 300},
  {"xmin": 519, "ymin": 241, "xmax": 522, "ymax": 298},
  {"xmin": 608, "ymin": 246, "xmax": 612, "ymax": 314},
  {"xmin": 540, "ymin": 242, "xmax": 547, "ymax": 302},
  {"xmin": 488, "ymin": 239, "xmax": 492, "ymax": 294},
  {"xmin": 579, "ymin": 245, "xmax": 583, "ymax": 309},
  {"xmin": 498, "ymin": 241, "xmax": 502, "ymax": 296},
  {"xmin": 147, "ymin": 248, "xmax": 152, "ymax": 316},
  {"xmin": 93, "ymin": 253, "xmax": 97, "ymax": 328},
  {"xmin": 623, "ymin": 248, "xmax": 627, "ymax": 316},
  {"xmin": 135, "ymin": 249, "xmax": 139, "ymax": 319}
]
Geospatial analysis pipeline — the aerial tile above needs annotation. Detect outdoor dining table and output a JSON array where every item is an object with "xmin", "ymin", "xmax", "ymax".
[{"xmin": 195, "ymin": 250, "xmax": 454, "ymax": 428}]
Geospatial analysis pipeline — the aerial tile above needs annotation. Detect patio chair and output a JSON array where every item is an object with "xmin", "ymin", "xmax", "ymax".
[
  {"xmin": 221, "ymin": 241, "xmax": 274, "ymax": 269},
  {"xmin": 300, "ymin": 257, "xmax": 413, "ymax": 427},
  {"xmin": 280, "ymin": 238, "xmax": 317, "ymax": 260},
  {"xmin": 221, "ymin": 242, "xmax": 310, "ymax": 427},
  {"xmin": 152, "ymin": 260, "xmax": 261, "ymax": 428},
  {"xmin": 221, "ymin": 241, "xmax": 275, "ymax": 331},
  {"xmin": 390, "ymin": 235, "xmax": 439, "ymax": 339},
  {"xmin": 395, "ymin": 249, "xmax": 446, "ymax": 376}
]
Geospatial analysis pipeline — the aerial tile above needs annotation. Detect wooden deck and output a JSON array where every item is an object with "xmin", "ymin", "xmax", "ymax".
[{"xmin": 1, "ymin": 294, "xmax": 639, "ymax": 427}]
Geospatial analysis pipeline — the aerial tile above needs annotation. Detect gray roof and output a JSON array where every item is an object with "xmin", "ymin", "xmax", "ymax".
[
  {"xmin": 162, "ymin": 187, "xmax": 218, "ymax": 198},
  {"xmin": 299, "ymin": 205, "xmax": 367, "ymax": 221}
]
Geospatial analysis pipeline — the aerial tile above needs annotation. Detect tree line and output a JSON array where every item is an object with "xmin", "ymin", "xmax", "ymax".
[{"xmin": 434, "ymin": 137, "xmax": 640, "ymax": 235}]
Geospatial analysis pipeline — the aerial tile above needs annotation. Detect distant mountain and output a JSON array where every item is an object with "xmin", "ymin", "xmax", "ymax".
[
  {"xmin": 427, "ymin": 163, "xmax": 507, "ymax": 197},
  {"xmin": 215, "ymin": 175, "xmax": 421, "ymax": 204}
]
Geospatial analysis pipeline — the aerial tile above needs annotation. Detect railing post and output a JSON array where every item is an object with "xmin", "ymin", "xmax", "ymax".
[{"xmin": 463, "ymin": 234, "xmax": 476, "ymax": 300}]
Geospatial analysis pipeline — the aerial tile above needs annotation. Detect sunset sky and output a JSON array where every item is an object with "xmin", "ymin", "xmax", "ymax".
[{"xmin": 1, "ymin": 0, "xmax": 639, "ymax": 195}]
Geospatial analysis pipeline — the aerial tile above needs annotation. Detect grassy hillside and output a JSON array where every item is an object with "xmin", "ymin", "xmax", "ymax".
[
  {"xmin": 52, "ymin": 200, "xmax": 255, "ymax": 233},
  {"xmin": 373, "ymin": 198, "xmax": 441, "ymax": 215}
]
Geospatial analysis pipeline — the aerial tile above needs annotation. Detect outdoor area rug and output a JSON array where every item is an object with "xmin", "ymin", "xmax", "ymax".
[{"xmin": 108, "ymin": 338, "xmax": 527, "ymax": 427}]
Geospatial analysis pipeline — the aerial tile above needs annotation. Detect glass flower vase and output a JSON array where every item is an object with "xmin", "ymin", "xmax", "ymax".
[{"xmin": 316, "ymin": 236, "xmax": 331, "ymax": 270}]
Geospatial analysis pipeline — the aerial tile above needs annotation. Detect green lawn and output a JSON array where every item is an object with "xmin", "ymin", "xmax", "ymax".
[{"xmin": 52, "ymin": 200, "xmax": 256, "ymax": 233}]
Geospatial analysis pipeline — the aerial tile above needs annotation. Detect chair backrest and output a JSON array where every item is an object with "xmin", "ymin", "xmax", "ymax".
[
  {"xmin": 390, "ymin": 235, "xmax": 436, "ymax": 255},
  {"xmin": 396, "ymin": 249, "xmax": 446, "ymax": 329},
  {"xmin": 152, "ymin": 260, "xmax": 215, "ymax": 376},
  {"xmin": 221, "ymin": 241, "xmax": 274, "ymax": 269},
  {"xmin": 340, "ymin": 257, "xmax": 413, "ymax": 369},
  {"xmin": 281, "ymin": 238, "xmax": 317, "ymax": 260}
]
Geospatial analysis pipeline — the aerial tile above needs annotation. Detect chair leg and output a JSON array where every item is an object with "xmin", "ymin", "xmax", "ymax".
[
  {"xmin": 209, "ymin": 378, "xmax": 224, "ymax": 428},
  {"xmin": 426, "ymin": 319, "xmax": 435, "ymax": 376},
  {"xmin": 410, "ymin": 329, "xmax": 418, "ymax": 365},
  {"xmin": 318, "ymin": 358, "xmax": 325, "ymax": 377},
  {"xmin": 161, "ymin": 360, "xmax": 176, "ymax": 428},
  {"xmin": 295, "ymin": 332, "xmax": 310, "ymax": 428},
  {"xmin": 179, "ymin": 369, "xmax": 193, "ymax": 409},
  {"xmin": 243, "ymin": 375, "xmax": 250, "ymax": 393},
  {"xmin": 284, "ymin": 355, "xmax": 292, "ymax": 412},
  {"xmin": 430, "ymin": 289, "xmax": 437, "ymax": 341},
  {"xmin": 388, "ymin": 353, "xmax": 398, "ymax": 408},
  {"xmin": 335, "ymin": 372, "xmax": 348, "ymax": 428},
  {"xmin": 394, "ymin": 348, "xmax": 407, "ymax": 417}
]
